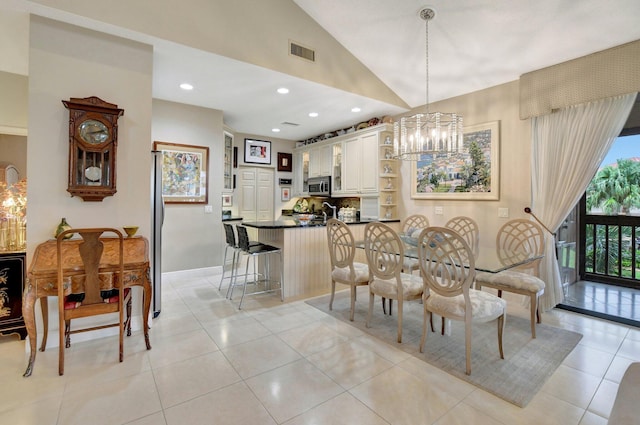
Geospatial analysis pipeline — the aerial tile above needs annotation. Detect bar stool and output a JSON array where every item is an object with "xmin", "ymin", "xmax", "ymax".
[
  {"xmin": 229, "ymin": 226, "xmax": 284, "ymax": 309},
  {"xmin": 219, "ymin": 223, "xmax": 240, "ymax": 294}
]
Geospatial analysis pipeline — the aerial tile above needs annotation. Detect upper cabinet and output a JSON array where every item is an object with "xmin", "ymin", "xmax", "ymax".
[
  {"xmin": 308, "ymin": 145, "xmax": 331, "ymax": 178},
  {"xmin": 223, "ymin": 131, "xmax": 233, "ymax": 192},
  {"xmin": 293, "ymin": 124, "xmax": 392, "ymax": 206}
]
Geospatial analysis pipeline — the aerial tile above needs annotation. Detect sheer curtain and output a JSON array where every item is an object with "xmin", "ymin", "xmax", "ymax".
[{"xmin": 531, "ymin": 92, "xmax": 637, "ymax": 311}]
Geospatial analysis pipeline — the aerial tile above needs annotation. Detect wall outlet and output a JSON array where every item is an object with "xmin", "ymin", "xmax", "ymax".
[
  {"xmin": 434, "ymin": 206, "xmax": 443, "ymax": 215},
  {"xmin": 498, "ymin": 207, "xmax": 509, "ymax": 218},
  {"xmin": 204, "ymin": 205, "xmax": 213, "ymax": 213}
]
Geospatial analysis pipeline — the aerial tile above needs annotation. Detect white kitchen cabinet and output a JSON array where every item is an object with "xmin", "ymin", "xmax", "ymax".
[
  {"xmin": 332, "ymin": 142, "xmax": 343, "ymax": 194},
  {"xmin": 292, "ymin": 150, "xmax": 309, "ymax": 196},
  {"xmin": 308, "ymin": 145, "xmax": 331, "ymax": 177},
  {"xmin": 343, "ymin": 132, "xmax": 379, "ymax": 195}
]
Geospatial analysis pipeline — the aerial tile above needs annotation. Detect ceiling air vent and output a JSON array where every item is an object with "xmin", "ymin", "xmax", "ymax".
[
  {"xmin": 289, "ymin": 40, "xmax": 315, "ymax": 62},
  {"xmin": 281, "ymin": 121, "xmax": 300, "ymax": 127}
]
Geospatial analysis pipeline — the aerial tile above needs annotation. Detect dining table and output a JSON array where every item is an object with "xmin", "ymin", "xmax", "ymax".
[{"xmin": 355, "ymin": 237, "xmax": 544, "ymax": 274}]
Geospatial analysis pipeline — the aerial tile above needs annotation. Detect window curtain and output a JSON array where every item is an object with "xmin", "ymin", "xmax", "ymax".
[{"xmin": 531, "ymin": 92, "xmax": 637, "ymax": 311}]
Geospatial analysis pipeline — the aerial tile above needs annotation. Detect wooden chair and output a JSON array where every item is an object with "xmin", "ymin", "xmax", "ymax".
[
  {"xmin": 384, "ymin": 214, "xmax": 429, "ymax": 315},
  {"xmin": 57, "ymin": 228, "xmax": 130, "ymax": 376},
  {"xmin": 364, "ymin": 222, "xmax": 423, "ymax": 343},
  {"xmin": 445, "ymin": 216, "xmax": 479, "ymax": 259},
  {"xmin": 417, "ymin": 227, "xmax": 506, "ymax": 375},
  {"xmin": 326, "ymin": 218, "xmax": 370, "ymax": 321},
  {"xmin": 475, "ymin": 219, "xmax": 545, "ymax": 338}
]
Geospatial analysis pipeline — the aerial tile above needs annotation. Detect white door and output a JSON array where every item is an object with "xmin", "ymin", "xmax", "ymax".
[{"xmin": 239, "ymin": 167, "xmax": 274, "ymax": 222}]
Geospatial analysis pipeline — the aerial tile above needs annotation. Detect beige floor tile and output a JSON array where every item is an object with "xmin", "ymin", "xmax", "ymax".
[
  {"xmin": 350, "ymin": 365, "xmax": 461, "ymax": 425},
  {"xmin": 433, "ymin": 402, "xmax": 505, "ymax": 425},
  {"xmin": 603, "ymin": 355, "xmax": 636, "ymax": 383},
  {"xmin": 283, "ymin": 392, "xmax": 389, "ymax": 425},
  {"xmin": 616, "ymin": 337, "xmax": 640, "ymax": 361},
  {"xmin": 245, "ymin": 358, "xmax": 344, "ymax": 423},
  {"xmin": 58, "ymin": 370, "xmax": 162, "ymax": 425},
  {"xmin": 147, "ymin": 310, "xmax": 203, "ymax": 339},
  {"xmin": 318, "ymin": 314, "xmax": 367, "ymax": 338},
  {"xmin": 464, "ymin": 389, "xmax": 584, "ymax": 425},
  {"xmin": 164, "ymin": 381, "xmax": 276, "ymax": 425},
  {"xmin": 567, "ymin": 326, "xmax": 625, "ymax": 354},
  {"xmin": 147, "ymin": 329, "xmax": 219, "ymax": 369},
  {"xmin": 306, "ymin": 339, "xmax": 394, "ymax": 389},
  {"xmin": 0, "ymin": 393, "xmax": 63, "ymax": 425},
  {"xmin": 562, "ymin": 344, "xmax": 615, "ymax": 378},
  {"xmin": 221, "ymin": 334, "xmax": 301, "ymax": 379},
  {"xmin": 202, "ymin": 316, "xmax": 271, "ymax": 348},
  {"xmin": 587, "ymin": 379, "xmax": 619, "ymax": 419},
  {"xmin": 541, "ymin": 365, "xmax": 601, "ymax": 409},
  {"xmin": 353, "ymin": 333, "xmax": 412, "ymax": 364},
  {"xmin": 126, "ymin": 411, "xmax": 167, "ymax": 425},
  {"xmin": 278, "ymin": 321, "xmax": 349, "ymax": 356},
  {"xmin": 153, "ymin": 351, "xmax": 241, "ymax": 408},
  {"xmin": 579, "ymin": 410, "xmax": 608, "ymax": 425},
  {"xmin": 260, "ymin": 310, "xmax": 318, "ymax": 333}
]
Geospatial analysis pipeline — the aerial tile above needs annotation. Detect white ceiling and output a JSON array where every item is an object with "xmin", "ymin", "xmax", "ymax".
[{"xmin": 7, "ymin": 0, "xmax": 640, "ymax": 141}]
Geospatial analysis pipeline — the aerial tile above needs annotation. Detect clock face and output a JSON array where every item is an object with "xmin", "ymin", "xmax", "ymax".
[{"xmin": 78, "ymin": 119, "xmax": 109, "ymax": 144}]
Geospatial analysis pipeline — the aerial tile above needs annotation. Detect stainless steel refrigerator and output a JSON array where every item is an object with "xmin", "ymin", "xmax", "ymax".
[{"xmin": 151, "ymin": 150, "xmax": 164, "ymax": 318}]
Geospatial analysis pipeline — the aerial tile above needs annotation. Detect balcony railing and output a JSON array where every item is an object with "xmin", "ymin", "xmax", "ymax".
[{"xmin": 581, "ymin": 213, "xmax": 640, "ymax": 288}]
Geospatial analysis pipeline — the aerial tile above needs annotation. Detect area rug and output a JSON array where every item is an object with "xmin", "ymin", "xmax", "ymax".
[{"xmin": 305, "ymin": 287, "xmax": 582, "ymax": 407}]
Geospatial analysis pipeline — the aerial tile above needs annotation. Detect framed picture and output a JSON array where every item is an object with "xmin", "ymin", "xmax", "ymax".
[
  {"xmin": 222, "ymin": 194, "xmax": 233, "ymax": 207},
  {"xmin": 281, "ymin": 187, "xmax": 291, "ymax": 202},
  {"xmin": 153, "ymin": 141, "xmax": 209, "ymax": 204},
  {"xmin": 277, "ymin": 152, "xmax": 293, "ymax": 172},
  {"xmin": 244, "ymin": 138, "xmax": 271, "ymax": 165},
  {"xmin": 411, "ymin": 120, "xmax": 500, "ymax": 200}
]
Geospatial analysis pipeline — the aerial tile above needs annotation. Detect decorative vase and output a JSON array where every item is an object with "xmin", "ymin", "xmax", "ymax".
[{"xmin": 55, "ymin": 218, "xmax": 73, "ymax": 239}]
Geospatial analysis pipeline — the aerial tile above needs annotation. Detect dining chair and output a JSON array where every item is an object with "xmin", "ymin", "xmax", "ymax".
[
  {"xmin": 57, "ymin": 228, "xmax": 130, "ymax": 376},
  {"xmin": 229, "ymin": 225, "xmax": 284, "ymax": 309},
  {"xmin": 445, "ymin": 216, "xmax": 480, "ymax": 259},
  {"xmin": 475, "ymin": 218, "xmax": 545, "ymax": 338},
  {"xmin": 417, "ymin": 226, "xmax": 506, "ymax": 375},
  {"xmin": 326, "ymin": 218, "xmax": 370, "ymax": 321},
  {"xmin": 382, "ymin": 213, "xmax": 430, "ymax": 315},
  {"xmin": 364, "ymin": 222, "xmax": 423, "ymax": 343}
]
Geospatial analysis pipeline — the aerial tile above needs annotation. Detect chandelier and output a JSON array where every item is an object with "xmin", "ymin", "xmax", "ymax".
[{"xmin": 393, "ymin": 8, "xmax": 463, "ymax": 161}]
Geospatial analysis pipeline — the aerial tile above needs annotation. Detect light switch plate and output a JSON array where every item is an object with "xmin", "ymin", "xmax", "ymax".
[
  {"xmin": 435, "ymin": 206, "xmax": 443, "ymax": 215},
  {"xmin": 204, "ymin": 205, "xmax": 213, "ymax": 213},
  {"xmin": 498, "ymin": 207, "xmax": 509, "ymax": 218}
]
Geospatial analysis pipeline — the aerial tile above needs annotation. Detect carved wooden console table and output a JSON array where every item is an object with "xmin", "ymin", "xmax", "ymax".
[{"xmin": 22, "ymin": 236, "xmax": 152, "ymax": 377}]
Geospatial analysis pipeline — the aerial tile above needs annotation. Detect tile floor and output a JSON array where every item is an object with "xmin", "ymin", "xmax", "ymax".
[
  {"xmin": 2, "ymin": 270, "xmax": 640, "ymax": 425},
  {"xmin": 561, "ymin": 280, "xmax": 640, "ymax": 326}
]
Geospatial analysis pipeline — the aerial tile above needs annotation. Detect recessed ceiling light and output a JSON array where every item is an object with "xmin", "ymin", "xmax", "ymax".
[
  {"xmin": 351, "ymin": 107, "xmax": 361, "ymax": 113},
  {"xmin": 277, "ymin": 87, "xmax": 289, "ymax": 94},
  {"xmin": 308, "ymin": 112, "xmax": 318, "ymax": 118},
  {"xmin": 179, "ymin": 83, "xmax": 194, "ymax": 90},
  {"xmin": 272, "ymin": 128, "xmax": 281, "ymax": 132}
]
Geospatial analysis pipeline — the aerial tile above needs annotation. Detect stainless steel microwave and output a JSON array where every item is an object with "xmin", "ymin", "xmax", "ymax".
[{"xmin": 308, "ymin": 176, "xmax": 331, "ymax": 197}]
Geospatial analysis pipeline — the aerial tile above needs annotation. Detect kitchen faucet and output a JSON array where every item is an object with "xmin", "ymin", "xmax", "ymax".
[{"xmin": 322, "ymin": 201, "xmax": 337, "ymax": 219}]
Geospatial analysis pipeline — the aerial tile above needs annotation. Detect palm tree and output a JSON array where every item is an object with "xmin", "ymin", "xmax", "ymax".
[{"xmin": 587, "ymin": 159, "xmax": 640, "ymax": 214}]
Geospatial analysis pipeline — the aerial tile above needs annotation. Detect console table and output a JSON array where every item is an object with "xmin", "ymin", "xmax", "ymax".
[{"xmin": 22, "ymin": 236, "xmax": 152, "ymax": 377}]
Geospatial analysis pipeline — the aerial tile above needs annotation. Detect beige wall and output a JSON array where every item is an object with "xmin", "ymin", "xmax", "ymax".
[
  {"xmin": 0, "ymin": 135, "xmax": 27, "ymax": 177},
  {"xmin": 152, "ymin": 99, "xmax": 225, "ymax": 272},
  {"xmin": 0, "ymin": 71, "xmax": 28, "ymax": 131},
  {"xmin": 398, "ymin": 81, "xmax": 532, "ymax": 246}
]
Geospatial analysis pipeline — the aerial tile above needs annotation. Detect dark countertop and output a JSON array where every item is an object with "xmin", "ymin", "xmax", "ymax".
[
  {"xmin": 222, "ymin": 216, "xmax": 243, "ymax": 222},
  {"xmin": 242, "ymin": 218, "xmax": 400, "ymax": 229}
]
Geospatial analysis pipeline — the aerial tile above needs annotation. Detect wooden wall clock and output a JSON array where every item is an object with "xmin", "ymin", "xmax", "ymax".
[{"xmin": 62, "ymin": 96, "xmax": 124, "ymax": 201}]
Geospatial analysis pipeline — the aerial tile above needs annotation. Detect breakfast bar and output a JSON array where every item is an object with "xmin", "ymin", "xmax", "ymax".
[{"xmin": 242, "ymin": 219, "xmax": 399, "ymax": 299}]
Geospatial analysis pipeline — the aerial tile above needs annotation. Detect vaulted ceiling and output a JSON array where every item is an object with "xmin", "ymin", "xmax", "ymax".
[{"xmin": 5, "ymin": 0, "xmax": 640, "ymax": 141}]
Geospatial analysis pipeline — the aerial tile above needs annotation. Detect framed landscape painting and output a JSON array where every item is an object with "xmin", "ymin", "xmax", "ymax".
[
  {"xmin": 411, "ymin": 121, "xmax": 500, "ymax": 200},
  {"xmin": 154, "ymin": 141, "xmax": 209, "ymax": 204}
]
